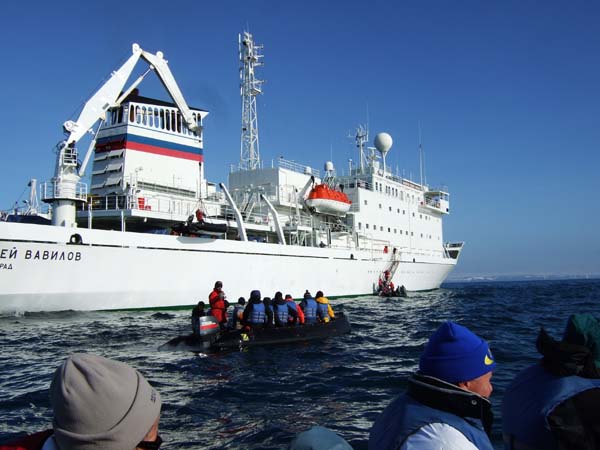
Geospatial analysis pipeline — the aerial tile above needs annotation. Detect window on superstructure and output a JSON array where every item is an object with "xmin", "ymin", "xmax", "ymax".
[
  {"xmin": 380, "ymin": 226, "xmax": 383, "ymax": 231},
  {"xmin": 358, "ymin": 222, "xmax": 362, "ymax": 230},
  {"xmin": 379, "ymin": 204, "xmax": 382, "ymax": 209},
  {"xmin": 364, "ymin": 200, "xmax": 368, "ymax": 205},
  {"xmin": 366, "ymin": 224, "xmax": 369, "ymax": 229},
  {"xmin": 389, "ymin": 206, "xmax": 392, "ymax": 212},
  {"xmin": 388, "ymin": 227, "xmax": 391, "ymax": 232},
  {"xmin": 420, "ymin": 214, "xmax": 422, "ymax": 219},
  {"xmin": 394, "ymin": 229, "xmax": 397, "ymax": 234},
  {"xmin": 411, "ymin": 232, "xmax": 414, "ymax": 236},
  {"xmin": 412, "ymin": 212, "xmax": 415, "ymax": 217}
]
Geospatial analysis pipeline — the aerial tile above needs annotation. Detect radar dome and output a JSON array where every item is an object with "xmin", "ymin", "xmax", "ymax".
[
  {"xmin": 324, "ymin": 161, "xmax": 334, "ymax": 172},
  {"xmin": 374, "ymin": 132, "xmax": 393, "ymax": 154}
]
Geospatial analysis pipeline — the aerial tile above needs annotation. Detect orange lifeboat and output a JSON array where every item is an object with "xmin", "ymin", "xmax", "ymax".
[{"xmin": 305, "ymin": 184, "xmax": 352, "ymax": 215}]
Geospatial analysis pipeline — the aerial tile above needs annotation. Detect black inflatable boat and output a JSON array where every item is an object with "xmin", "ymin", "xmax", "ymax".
[
  {"xmin": 159, "ymin": 313, "xmax": 351, "ymax": 352},
  {"xmin": 378, "ymin": 285, "xmax": 408, "ymax": 298}
]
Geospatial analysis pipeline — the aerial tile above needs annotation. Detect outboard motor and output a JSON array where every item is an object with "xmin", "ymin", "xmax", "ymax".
[{"xmin": 193, "ymin": 316, "xmax": 220, "ymax": 344}]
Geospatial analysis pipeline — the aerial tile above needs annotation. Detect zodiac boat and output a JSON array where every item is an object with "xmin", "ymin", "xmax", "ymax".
[{"xmin": 158, "ymin": 313, "xmax": 352, "ymax": 352}]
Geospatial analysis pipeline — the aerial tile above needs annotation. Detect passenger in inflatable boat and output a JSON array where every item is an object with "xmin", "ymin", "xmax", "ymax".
[
  {"xmin": 191, "ymin": 300, "xmax": 207, "ymax": 334},
  {"xmin": 242, "ymin": 290, "xmax": 272, "ymax": 328},
  {"xmin": 290, "ymin": 426, "xmax": 353, "ymax": 450},
  {"xmin": 502, "ymin": 313, "xmax": 600, "ymax": 450},
  {"xmin": 0, "ymin": 354, "xmax": 162, "ymax": 450},
  {"xmin": 273, "ymin": 291, "xmax": 298, "ymax": 327},
  {"xmin": 263, "ymin": 297, "xmax": 274, "ymax": 327},
  {"xmin": 378, "ymin": 270, "xmax": 395, "ymax": 296},
  {"xmin": 300, "ymin": 291, "xmax": 318, "ymax": 324},
  {"xmin": 229, "ymin": 297, "xmax": 246, "ymax": 329},
  {"xmin": 315, "ymin": 291, "xmax": 335, "ymax": 323},
  {"xmin": 208, "ymin": 281, "xmax": 228, "ymax": 328},
  {"xmin": 369, "ymin": 321, "xmax": 496, "ymax": 450},
  {"xmin": 285, "ymin": 293, "xmax": 304, "ymax": 325}
]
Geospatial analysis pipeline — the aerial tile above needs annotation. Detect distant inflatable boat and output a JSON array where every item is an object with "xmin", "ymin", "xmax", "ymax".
[
  {"xmin": 378, "ymin": 285, "xmax": 408, "ymax": 298},
  {"xmin": 159, "ymin": 313, "xmax": 351, "ymax": 352}
]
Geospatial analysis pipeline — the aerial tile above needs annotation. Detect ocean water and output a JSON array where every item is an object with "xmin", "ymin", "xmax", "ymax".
[{"xmin": 1, "ymin": 279, "xmax": 600, "ymax": 449}]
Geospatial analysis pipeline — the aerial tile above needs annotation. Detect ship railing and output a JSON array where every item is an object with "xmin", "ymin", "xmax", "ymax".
[
  {"xmin": 105, "ymin": 101, "xmax": 204, "ymax": 139},
  {"xmin": 41, "ymin": 180, "xmax": 88, "ymax": 202},
  {"xmin": 424, "ymin": 198, "xmax": 442, "ymax": 209},
  {"xmin": 81, "ymin": 193, "xmax": 199, "ymax": 218},
  {"xmin": 277, "ymin": 158, "xmax": 321, "ymax": 178}
]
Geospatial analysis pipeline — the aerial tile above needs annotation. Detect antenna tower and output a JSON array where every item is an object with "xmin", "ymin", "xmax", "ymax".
[
  {"xmin": 418, "ymin": 122, "xmax": 426, "ymax": 189},
  {"xmin": 239, "ymin": 31, "xmax": 264, "ymax": 170}
]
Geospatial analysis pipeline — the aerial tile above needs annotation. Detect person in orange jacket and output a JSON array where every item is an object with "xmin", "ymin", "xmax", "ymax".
[
  {"xmin": 285, "ymin": 294, "xmax": 305, "ymax": 325},
  {"xmin": 208, "ymin": 281, "xmax": 228, "ymax": 328}
]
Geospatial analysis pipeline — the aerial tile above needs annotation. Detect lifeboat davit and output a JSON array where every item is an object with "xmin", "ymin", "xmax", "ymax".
[{"xmin": 306, "ymin": 184, "xmax": 352, "ymax": 216}]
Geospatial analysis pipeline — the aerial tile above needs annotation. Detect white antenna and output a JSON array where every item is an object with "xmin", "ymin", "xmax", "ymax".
[
  {"xmin": 239, "ymin": 31, "xmax": 264, "ymax": 170},
  {"xmin": 351, "ymin": 125, "xmax": 369, "ymax": 172},
  {"xmin": 418, "ymin": 121, "xmax": 426, "ymax": 189}
]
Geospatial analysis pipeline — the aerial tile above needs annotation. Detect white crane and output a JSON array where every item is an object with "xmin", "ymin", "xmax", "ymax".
[{"xmin": 46, "ymin": 43, "xmax": 200, "ymax": 227}]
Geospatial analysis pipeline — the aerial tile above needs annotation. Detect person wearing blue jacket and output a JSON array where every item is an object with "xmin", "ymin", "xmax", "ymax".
[
  {"xmin": 273, "ymin": 291, "xmax": 299, "ymax": 327},
  {"xmin": 502, "ymin": 313, "xmax": 600, "ymax": 450},
  {"xmin": 369, "ymin": 321, "xmax": 496, "ymax": 450},
  {"xmin": 300, "ymin": 290, "xmax": 318, "ymax": 324},
  {"xmin": 242, "ymin": 290, "xmax": 265, "ymax": 326}
]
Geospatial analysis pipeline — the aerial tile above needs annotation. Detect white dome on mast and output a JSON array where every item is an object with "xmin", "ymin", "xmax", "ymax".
[{"xmin": 374, "ymin": 132, "xmax": 393, "ymax": 174}]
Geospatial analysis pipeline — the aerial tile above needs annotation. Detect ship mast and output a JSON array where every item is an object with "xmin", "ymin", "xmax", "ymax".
[
  {"xmin": 418, "ymin": 121, "xmax": 426, "ymax": 189},
  {"xmin": 239, "ymin": 31, "xmax": 264, "ymax": 170},
  {"xmin": 354, "ymin": 125, "xmax": 369, "ymax": 173}
]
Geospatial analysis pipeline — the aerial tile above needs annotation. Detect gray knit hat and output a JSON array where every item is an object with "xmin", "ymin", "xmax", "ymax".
[{"xmin": 50, "ymin": 353, "xmax": 161, "ymax": 450}]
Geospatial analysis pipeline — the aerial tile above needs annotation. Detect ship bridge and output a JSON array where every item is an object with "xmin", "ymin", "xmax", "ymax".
[{"xmin": 75, "ymin": 93, "xmax": 210, "ymax": 230}]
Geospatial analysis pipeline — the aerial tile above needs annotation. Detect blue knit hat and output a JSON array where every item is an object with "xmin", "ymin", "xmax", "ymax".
[{"xmin": 419, "ymin": 321, "xmax": 496, "ymax": 384}]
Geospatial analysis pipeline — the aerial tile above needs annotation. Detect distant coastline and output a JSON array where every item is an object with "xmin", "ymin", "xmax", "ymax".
[{"xmin": 445, "ymin": 274, "xmax": 600, "ymax": 284}]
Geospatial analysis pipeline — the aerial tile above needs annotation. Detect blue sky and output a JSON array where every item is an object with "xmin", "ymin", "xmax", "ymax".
[{"xmin": 1, "ymin": 0, "xmax": 598, "ymax": 278}]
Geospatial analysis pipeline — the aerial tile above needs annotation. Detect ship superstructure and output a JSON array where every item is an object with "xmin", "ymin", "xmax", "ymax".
[{"xmin": 0, "ymin": 35, "xmax": 463, "ymax": 313}]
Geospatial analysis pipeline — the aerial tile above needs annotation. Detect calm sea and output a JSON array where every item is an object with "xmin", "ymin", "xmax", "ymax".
[{"xmin": 1, "ymin": 279, "xmax": 600, "ymax": 449}]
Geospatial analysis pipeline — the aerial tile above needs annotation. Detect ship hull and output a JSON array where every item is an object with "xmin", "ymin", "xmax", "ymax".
[{"xmin": 0, "ymin": 222, "xmax": 456, "ymax": 312}]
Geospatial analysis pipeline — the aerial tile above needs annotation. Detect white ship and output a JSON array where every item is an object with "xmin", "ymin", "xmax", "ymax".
[{"xmin": 0, "ymin": 33, "xmax": 463, "ymax": 313}]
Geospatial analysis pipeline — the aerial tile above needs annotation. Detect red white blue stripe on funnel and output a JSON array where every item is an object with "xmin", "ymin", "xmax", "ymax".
[{"xmin": 95, "ymin": 134, "xmax": 203, "ymax": 162}]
